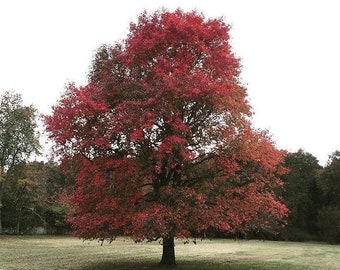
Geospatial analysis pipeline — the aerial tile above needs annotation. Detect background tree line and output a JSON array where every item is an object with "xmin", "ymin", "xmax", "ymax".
[
  {"xmin": 0, "ymin": 91, "xmax": 71, "ymax": 235},
  {"xmin": 1, "ymin": 160, "xmax": 72, "ymax": 235},
  {"xmin": 279, "ymin": 149, "xmax": 340, "ymax": 244},
  {"xmin": 0, "ymin": 90, "xmax": 339, "ymax": 244}
]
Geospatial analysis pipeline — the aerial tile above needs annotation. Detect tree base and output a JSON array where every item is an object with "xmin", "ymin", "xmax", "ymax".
[{"xmin": 159, "ymin": 237, "xmax": 176, "ymax": 266}]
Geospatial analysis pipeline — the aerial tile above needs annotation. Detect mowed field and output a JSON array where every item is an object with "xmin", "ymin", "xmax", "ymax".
[{"xmin": 0, "ymin": 236, "xmax": 339, "ymax": 270}]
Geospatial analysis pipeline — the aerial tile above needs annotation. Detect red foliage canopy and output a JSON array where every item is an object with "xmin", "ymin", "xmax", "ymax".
[{"xmin": 46, "ymin": 10, "xmax": 288, "ymax": 242}]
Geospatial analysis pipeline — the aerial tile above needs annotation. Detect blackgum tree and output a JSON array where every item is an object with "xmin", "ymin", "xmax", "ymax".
[{"xmin": 46, "ymin": 9, "xmax": 288, "ymax": 266}]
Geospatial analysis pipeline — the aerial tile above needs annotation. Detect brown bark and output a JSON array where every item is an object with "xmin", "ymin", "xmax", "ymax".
[
  {"xmin": 0, "ymin": 207, "xmax": 2, "ymax": 234},
  {"xmin": 160, "ymin": 236, "xmax": 176, "ymax": 266},
  {"xmin": 0, "ymin": 170, "xmax": 5, "ymax": 234}
]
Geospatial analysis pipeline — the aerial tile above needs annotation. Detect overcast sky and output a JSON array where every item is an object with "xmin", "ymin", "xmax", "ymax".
[{"xmin": 1, "ymin": 0, "xmax": 339, "ymax": 165}]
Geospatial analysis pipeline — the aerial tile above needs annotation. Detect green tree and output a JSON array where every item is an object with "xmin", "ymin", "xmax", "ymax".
[
  {"xmin": 2, "ymin": 161, "xmax": 71, "ymax": 234},
  {"xmin": 281, "ymin": 149, "xmax": 322, "ymax": 241},
  {"xmin": 0, "ymin": 91, "xmax": 40, "ymax": 234},
  {"xmin": 317, "ymin": 151, "xmax": 340, "ymax": 243},
  {"xmin": 42, "ymin": 161, "xmax": 72, "ymax": 234},
  {"xmin": 318, "ymin": 151, "xmax": 340, "ymax": 207}
]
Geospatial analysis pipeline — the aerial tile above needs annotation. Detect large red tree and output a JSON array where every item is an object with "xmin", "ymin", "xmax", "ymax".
[{"xmin": 46, "ymin": 10, "xmax": 288, "ymax": 266}]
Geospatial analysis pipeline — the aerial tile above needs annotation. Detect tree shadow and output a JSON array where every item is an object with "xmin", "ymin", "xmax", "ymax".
[
  {"xmin": 79, "ymin": 258, "xmax": 305, "ymax": 270},
  {"xmin": 80, "ymin": 260, "xmax": 166, "ymax": 270}
]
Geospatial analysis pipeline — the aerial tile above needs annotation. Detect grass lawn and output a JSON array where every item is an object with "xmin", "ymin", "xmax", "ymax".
[{"xmin": 0, "ymin": 236, "xmax": 339, "ymax": 270}]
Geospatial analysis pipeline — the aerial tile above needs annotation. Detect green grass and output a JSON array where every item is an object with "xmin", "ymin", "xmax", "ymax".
[{"xmin": 0, "ymin": 236, "xmax": 339, "ymax": 269}]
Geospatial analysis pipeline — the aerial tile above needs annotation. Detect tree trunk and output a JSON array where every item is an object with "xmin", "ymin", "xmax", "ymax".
[
  {"xmin": 160, "ymin": 236, "xmax": 176, "ymax": 266},
  {"xmin": 0, "ymin": 171, "xmax": 5, "ymax": 235},
  {"xmin": 0, "ymin": 207, "xmax": 2, "ymax": 234}
]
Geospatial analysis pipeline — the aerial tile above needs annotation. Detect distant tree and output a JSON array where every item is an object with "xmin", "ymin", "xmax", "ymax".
[
  {"xmin": 0, "ymin": 91, "xmax": 40, "ymax": 234},
  {"xmin": 317, "ymin": 206, "xmax": 340, "ymax": 244},
  {"xmin": 2, "ymin": 161, "xmax": 71, "ymax": 234},
  {"xmin": 317, "ymin": 151, "xmax": 340, "ymax": 243},
  {"xmin": 318, "ymin": 151, "xmax": 340, "ymax": 207},
  {"xmin": 280, "ymin": 149, "xmax": 322, "ymax": 241},
  {"xmin": 46, "ymin": 9, "xmax": 288, "ymax": 265},
  {"xmin": 43, "ymin": 161, "xmax": 72, "ymax": 234}
]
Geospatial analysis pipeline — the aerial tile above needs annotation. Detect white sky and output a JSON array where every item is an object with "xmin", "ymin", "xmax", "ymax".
[{"xmin": 1, "ymin": 0, "xmax": 339, "ymax": 165}]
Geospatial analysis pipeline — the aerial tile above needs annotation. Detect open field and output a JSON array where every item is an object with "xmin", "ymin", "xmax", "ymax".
[{"xmin": 0, "ymin": 236, "xmax": 339, "ymax": 270}]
